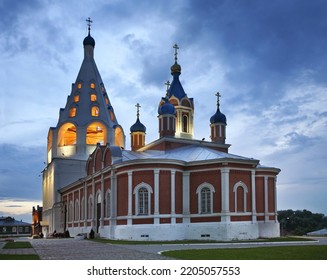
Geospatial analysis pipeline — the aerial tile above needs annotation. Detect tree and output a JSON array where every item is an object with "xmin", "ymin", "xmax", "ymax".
[{"xmin": 278, "ymin": 209, "xmax": 327, "ymax": 236}]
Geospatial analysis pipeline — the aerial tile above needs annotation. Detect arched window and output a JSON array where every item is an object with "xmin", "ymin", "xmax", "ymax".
[
  {"xmin": 233, "ymin": 181, "xmax": 248, "ymax": 212},
  {"xmin": 90, "ymin": 94, "xmax": 97, "ymax": 101},
  {"xmin": 134, "ymin": 183, "xmax": 153, "ymax": 215},
  {"xmin": 77, "ymin": 82, "xmax": 82, "ymax": 89},
  {"xmin": 105, "ymin": 190, "xmax": 111, "ymax": 218},
  {"xmin": 90, "ymin": 82, "xmax": 95, "ymax": 89},
  {"xmin": 196, "ymin": 183, "xmax": 215, "ymax": 214},
  {"xmin": 114, "ymin": 126, "xmax": 125, "ymax": 148},
  {"xmin": 69, "ymin": 107, "xmax": 77, "ymax": 117},
  {"xmin": 86, "ymin": 122, "xmax": 106, "ymax": 145},
  {"xmin": 75, "ymin": 199, "xmax": 79, "ymax": 221},
  {"xmin": 74, "ymin": 95, "xmax": 79, "ymax": 103},
  {"xmin": 91, "ymin": 106, "xmax": 99, "ymax": 117},
  {"xmin": 57, "ymin": 123, "xmax": 76, "ymax": 146},
  {"xmin": 182, "ymin": 115, "xmax": 188, "ymax": 133}
]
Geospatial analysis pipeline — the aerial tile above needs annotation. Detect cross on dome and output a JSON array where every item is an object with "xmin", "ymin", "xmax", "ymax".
[
  {"xmin": 135, "ymin": 103, "xmax": 141, "ymax": 118},
  {"xmin": 215, "ymin": 92, "xmax": 221, "ymax": 108},
  {"xmin": 86, "ymin": 17, "xmax": 93, "ymax": 34},
  {"xmin": 173, "ymin": 44, "xmax": 179, "ymax": 63}
]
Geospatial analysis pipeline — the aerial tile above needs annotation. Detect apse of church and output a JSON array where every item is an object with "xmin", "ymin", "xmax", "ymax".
[{"xmin": 39, "ymin": 19, "xmax": 280, "ymax": 241}]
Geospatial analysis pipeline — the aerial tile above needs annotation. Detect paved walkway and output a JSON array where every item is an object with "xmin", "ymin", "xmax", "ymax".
[{"xmin": 1, "ymin": 237, "xmax": 326, "ymax": 260}]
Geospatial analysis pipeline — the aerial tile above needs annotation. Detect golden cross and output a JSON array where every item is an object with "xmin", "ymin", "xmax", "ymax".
[
  {"xmin": 165, "ymin": 80, "xmax": 171, "ymax": 98},
  {"xmin": 173, "ymin": 43, "xmax": 179, "ymax": 63}
]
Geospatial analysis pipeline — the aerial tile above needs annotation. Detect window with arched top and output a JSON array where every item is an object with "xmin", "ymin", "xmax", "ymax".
[
  {"xmin": 57, "ymin": 123, "xmax": 76, "ymax": 146},
  {"xmin": 90, "ymin": 94, "xmax": 97, "ymax": 101},
  {"xmin": 74, "ymin": 95, "xmax": 79, "ymax": 102},
  {"xmin": 114, "ymin": 126, "xmax": 124, "ymax": 148},
  {"xmin": 182, "ymin": 115, "xmax": 188, "ymax": 133},
  {"xmin": 77, "ymin": 82, "xmax": 82, "ymax": 89},
  {"xmin": 86, "ymin": 122, "xmax": 106, "ymax": 145},
  {"xmin": 91, "ymin": 106, "xmax": 99, "ymax": 117},
  {"xmin": 69, "ymin": 201, "xmax": 73, "ymax": 222},
  {"xmin": 69, "ymin": 107, "xmax": 77, "ymax": 117},
  {"xmin": 133, "ymin": 183, "xmax": 153, "ymax": 215},
  {"xmin": 233, "ymin": 181, "xmax": 249, "ymax": 212},
  {"xmin": 90, "ymin": 82, "xmax": 95, "ymax": 89},
  {"xmin": 196, "ymin": 183, "xmax": 215, "ymax": 214}
]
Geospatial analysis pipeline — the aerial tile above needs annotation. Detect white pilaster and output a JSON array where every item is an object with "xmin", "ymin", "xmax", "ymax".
[
  {"xmin": 100, "ymin": 172, "xmax": 104, "ymax": 228},
  {"xmin": 127, "ymin": 171, "xmax": 133, "ymax": 225},
  {"xmin": 251, "ymin": 170, "xmax": 257, "ymax": 222},
  {"xmin": 154, "ymin": 169, "xmax": 160, "ymax": 224},
  {"xmin": 264, "ymin": 176, "xmax": 269, "ymax": 222},
  {"xmin": 221, "ymin": 168, "xmax": 230, "ymax": 222},
  {"xmin": 171, "ymin": 170, "xmax": 176, "ymax": 224},
  {"xmin": 274, "ymin": 176, "xmax": 278, "ymax": 222},
  {"xmin": 182, "ymin": 171, "xmax": 190, "ymax": 223}
]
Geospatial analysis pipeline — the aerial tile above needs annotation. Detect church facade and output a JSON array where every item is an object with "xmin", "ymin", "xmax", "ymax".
[{"xmin": 40, "ymin": 23, "xmax": 280, "ymax": 241}]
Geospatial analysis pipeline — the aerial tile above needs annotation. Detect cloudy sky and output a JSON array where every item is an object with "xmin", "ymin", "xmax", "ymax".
[{"xmin": 0, "ymin": 0, "xmax": 326, "ymax": 222}]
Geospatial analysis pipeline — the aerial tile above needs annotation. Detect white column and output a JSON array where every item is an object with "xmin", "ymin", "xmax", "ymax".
[
  {"xmin": 154, "ymin": 169, "xmax": 160, "ymax": 224},
  {"xmin": 84, "ymin": 181, "xmax": 87, "ymax": 228},
  {"xmin": 91, "ymin": 177, "xmax": 95, "ymax": 228},
  {"xmin": 264, "ymin": 176, "xmax": 269, "ymax": 222},
  {"xmin": 221, "ymin": 168, "xmax": 230, "ymax": 222},
  {"xmin": 100, "ymin": 172, "xmax": 104, "ymax": 228},
  {"xmin": 110, "ymin": 169, "xmax": 117, "ymax": 238},
  {"xmin": 171, "ymin": 170, "xmax": 176, "ymax": 224},
  {"xmin": 182, "ymin": 171, "xmax": 190, "ymax": 223},
  {"xmin": 251, "ymin": 170, "xmax": 257, "ymax": 222},
  {"xmin": 274, "ymin": 176, "xmax": 278, "ymax": 222},
  {"xmin": 127, "ymin": 171, "xmax": 133, "ymax": 225}
]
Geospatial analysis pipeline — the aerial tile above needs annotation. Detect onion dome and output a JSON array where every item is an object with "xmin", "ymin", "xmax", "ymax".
[
  {"xmin": 210, "ymin": 92, "xmax": 227, "ymax": 124},
  {"xmin": 158, "ymin": 98, "xmax": 176, "ymax": 115},
  {"xmin": 171, "ymin": 62, "xmax": 181, "ymax": 74},
  {"xmin": 130, "ymin": 103, "xmax": 146, "ymax": 132},
  {"xmin": 83, "ymin": 34, "xmax": 95, "ymax": 47},
  {"xmin": 130, "ymin": 118, "xmax": 146, "ymax": 133},
  {"xmin": 83, "ymin": 17, "xmax": 95, "ymax": 47}
]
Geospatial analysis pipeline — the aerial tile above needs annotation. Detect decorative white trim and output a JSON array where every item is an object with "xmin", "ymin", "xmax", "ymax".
[
  {"xmin": 233, "ymin": 181, "xmax": 248, "ymax": 212},
  {"xmin": 133, "ymin": 182, "xmax": 153, "ymax": 216},
  {"xmin": 196, "ymin": 182, "xmax": 215, "ymax": 214}
]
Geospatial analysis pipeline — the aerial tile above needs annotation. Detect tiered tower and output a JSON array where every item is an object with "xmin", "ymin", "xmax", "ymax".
[{"xmin": 42, "ymin": 19, "xmax": 125, "ymax": 235}]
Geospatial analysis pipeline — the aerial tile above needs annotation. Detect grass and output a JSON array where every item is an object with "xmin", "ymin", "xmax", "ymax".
[
  {"xmin": 3, "ymin": 241, "xmax": 33, "ymax": 249},
  {"xmin": 0, "ymin": 254, "xmax": 40, "ymax": 260},
  {"xmin": 0, "ymin": 241, "xmax": 40, "ymax": 260},
  {"xmin": 93, "ymin": 236, "xmax": 314, "ymax": 245},
  {"xmin": 161, "ymin": 245, "xmax": 327, "ymax": 260}
]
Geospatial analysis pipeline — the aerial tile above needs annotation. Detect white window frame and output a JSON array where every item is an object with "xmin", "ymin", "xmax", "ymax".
[
  {"xmin": 196, "ymin": 183, "xmax": 215, "ymax": 214},
  {"xmin": 133, "ymin": 183, "xmax": 153, "ymax": 216}
]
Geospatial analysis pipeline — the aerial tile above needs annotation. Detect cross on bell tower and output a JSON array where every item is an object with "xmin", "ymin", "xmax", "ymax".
[
  {"xmin": 86, "ymin": 17, "xmax": 93, "ymax": 35},
  {"xmin": 173, "ymin": 44, "xmax": 179, "ymax": 63}
]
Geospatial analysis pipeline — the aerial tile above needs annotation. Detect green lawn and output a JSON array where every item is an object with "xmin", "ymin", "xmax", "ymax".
[
  {"xmin": 161, "ymin": 245, "xmax": 327, "ymax": 260},
  {"xmin": 3, "ymin": 241, "xmax": 33, "ymax": 249},
  {"xmin": 0, "ymin": 254, "xmax": 40, "ymax": 260},
  {"xmin": 93, "ymin": 236, "xmax": 314, "ymax": 245}
]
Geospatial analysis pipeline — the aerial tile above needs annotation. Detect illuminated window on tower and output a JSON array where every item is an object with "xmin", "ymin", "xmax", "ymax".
[
  {"xmin": 77, "ymin": 83, "xmax": 82, "ymax": 89},
  {"xmin": 69, "ymin": 107, "xmax": 77, "ymax": 117},
  {"xmin": 90, "ymin": 82, "xmax": 95, "ymax": 89},
  {"xmin": 91, "ymin": 106, "xmax": 99, "ymax": 117},
  {"xmin": 90, "ymin": 94, "xmax": 97, "ymax": 101},
  {"xmin": 74, "ymin": 95, "xmax": 79, "ymax": 102}
]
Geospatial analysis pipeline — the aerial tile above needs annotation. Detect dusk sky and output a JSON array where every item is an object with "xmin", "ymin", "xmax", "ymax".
[{"xmin": 0, "ymin": 0, "xmax": 326, "ymax": 223}]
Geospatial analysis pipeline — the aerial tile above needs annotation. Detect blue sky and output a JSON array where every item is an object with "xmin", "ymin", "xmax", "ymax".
[{"xmin": 0, "ymin": 0, "xmax": 326, "ymax": 222}]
